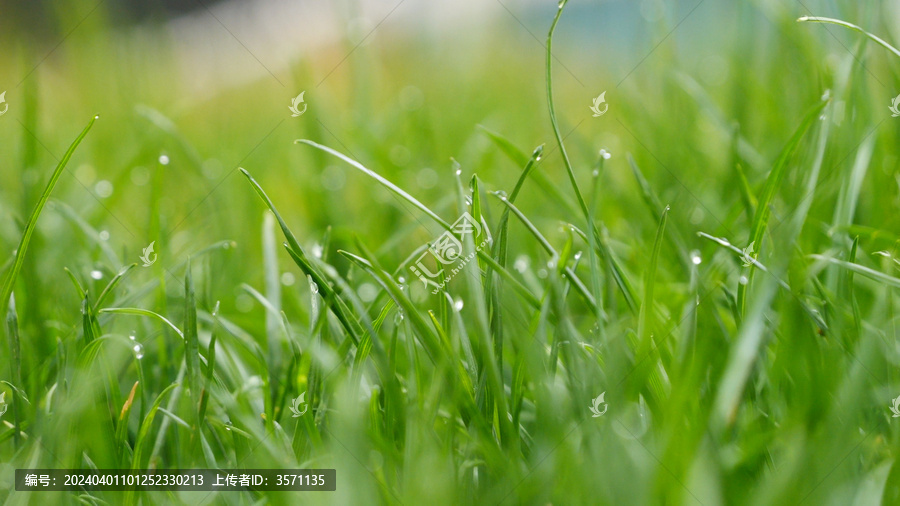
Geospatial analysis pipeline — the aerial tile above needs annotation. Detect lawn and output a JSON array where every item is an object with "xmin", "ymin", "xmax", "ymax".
[{"xmin": 2, "ymin": 0, "xmax": 900, "ymax": 504}]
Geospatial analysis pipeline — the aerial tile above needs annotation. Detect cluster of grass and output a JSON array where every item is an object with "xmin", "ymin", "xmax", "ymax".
[{"xmin": 2, "ymin": 0, "xmax": 900, "ymax": 504}]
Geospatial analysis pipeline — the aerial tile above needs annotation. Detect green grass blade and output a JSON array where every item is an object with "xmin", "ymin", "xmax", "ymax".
[
  {"xmin": 94, "ymin": 264, "xmax": 137, "ymax": 310},
  {"xmin": 798, "ymin": 16, "xmax": 900, "ymax": 59},
  {"xmin": 262, "ymin": 211, "xmax": 283, "ymax": 370},
  {"xmin": 739, "ymin": 96, "xmax": 829, "ymax": 310},
  {"xmin": 63, "ymin": 267, "xmax": 86, "ymax": 300},
  {"xmin": 241, "ymin": 168, "xmax": 363, "ymax": 346},
  {"xmin": 0, "ymin": 115, "xmax": 97, "ymax": 310},
  {"xmin": 99, "ymin": 307, "xmax": 185, "ymax": 339},
  {"xmin": 546, "ymin": 0, "xmax": 591, "ymax": 222},
  {"xmin": 339, "ymin": 247, "xmax": 443, "ymax": 363},
  {"xmin": 115, "ymin": 381, "xmax": 139, "ymax": 466},
  {"xmin": 493, "ymin": 193, "xmax": 596, "ymax": 308},
  {"xmin": 131, "ymin": 382, "xmax": 178, "ymax": 470},
  {"xmin": 637, "ymin": 206, "xmax": 668, "ymax": 357},
  {"xmin": 747, "ymin": 96, "xmax": 829, "ymax": 250},
  {"xmin": 810, "ymin": 255, "xmax": 900, "ymax": 288},
  {"xmin": 295, "ymin": 140, "xmax": 451, "ymax": 231},
  {"xmin": 183, "ymin": 259, "xmax": 201, "ymax": 415},
  {"xmin": 6, "ymin": 294, "xmax": 23, "ymax": 448}
]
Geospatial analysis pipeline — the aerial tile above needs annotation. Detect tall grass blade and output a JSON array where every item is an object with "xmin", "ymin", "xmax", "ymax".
[
  {"xmin": 798, "ymin": 16, "xmax": 900, "ymax": 59},
  {"xmin": 739, "ymin": 96, "xmax": 829, "ymax": 310},
  {"xmin": 0, "ymin": 115, "xmax": 97, "ymax": 310}
]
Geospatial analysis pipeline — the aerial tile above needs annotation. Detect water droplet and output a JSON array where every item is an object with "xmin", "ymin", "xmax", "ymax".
[
  {"xmin": 514, "ymin": 256, "xmax": 529, "ymax": 273},
  {"xmin": 132, "ymin": 343, "xmax": 144, "ymax": 359},
  {"xmin": 455, "ymin": 169, "xmax": 462, "ymax": 176},
  {"xmin": 99, "ymin": 230, "xmax": 110, "ymax": 241},
  {"xmin": 494, "ymin": 190, "xmax": 508, "ymax": 199},
  {"xmin": 397, "ymin": 276, "xmax": 406, "ymax": 284},
  {"xmin": 394, "ymin": 311, "xmax": 405, "ymax": 325},
  {"xmin": 90, "ymin": 270, "xmax": 103, "ymax": 280},
  {"xmin": 225, "ymin": 421, "xmax": 233, "ymax": 431},
  {"xmin": 592, "ymin": 169, "xmax": 600, "ymax": 177},
  {"xmin": 312, "ymin": 243, "xmax": 323, "ymax": 258},
  {"xmin": 690, "ymin": 250, "xmax": 702, "ymax": 265},
  {"xmin": 599, "ymin": 149, "xmax": 611, "ymax": 160},
  {"xmin": 128, "ymin": 333, "xmax": 136, "ymax": 341},
  {"xmin": 309, "ymin": 282, "xmax": 319, "ymax": 294},
  {"xmin": 739, "ymin": 275, "xmax": 749, "ymax": 285},
  {"xmin": 159, "ymin": 154, "xmax": 170, "ymax": 165},
  {"xmin": 535, "ymin": 156, "xmax": 542, "ymax": 161},
  {"xmin": 546, "ymin": 259, "xmax": 557, "ymax": 269},
  {"xmin": 537, "ymin": 268, "xmax": 548, "ymax": 279},
  {"xmin": 574, "ymin": 251, "xmax": 583, "ymax": 261},
  {"xmin": 94, "ymin": 180, "xmax": 113, "ymax": 198},
  {"xmin": 281, "ymin": 272, "xmax": 296, "ymax": 286},
  {"xmin": 453, "ymin": 299, "xmax": 464, "ymax": 311}
]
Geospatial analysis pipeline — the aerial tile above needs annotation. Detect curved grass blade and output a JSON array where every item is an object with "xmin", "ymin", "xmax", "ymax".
[
  {"xmin": 0, "ymin": 115, "xmax": 97, "ymax": 310},
  {"xmin": 99, "ymin": 307, "xmax": 185, "ymax": 339},
  {"xmin": 339, "ymin": 245, "xmax": 442, "ymax": 363},
  {"xmin": 546, "ymin": 0, "xmax": 590, "ymax": 221},
  {"xmin": 492, "ymin": 145, "xmax": 543, "ymax": 274},
  {"xmin": 798, "ymin": 16, "xmax": 900, "ymax": 59},
  {"xmin": 493, "ymin": 193, "xmax": 596, "ymax": 308},
  {"xmin": 241, "ymin": 168, "xmax": 362, "ymax": 346},
  {"xmin": 810, "ymin": 254, "xmax": 900, "ymax": 289},
  {"xmin": 295, "ymin": 139, "xmax": 450, "ymax": 231},
  {"xmin": 95, "ymin": 264, "xmax": 138, "ymax": 311},
  {"xmin": 476, "ymin": 125, "xmax": 576, "ymax": 214},
  {"xmin": 63, "ymin": 267, "xmax": 86, "ymax": 300},
  {"xmin": 699, "ymin": 232, "xmax": 827, "ymax": 330},
  {"xmin": 294, "ymin": 143, "xmax": 538, "ymax": 308}
]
